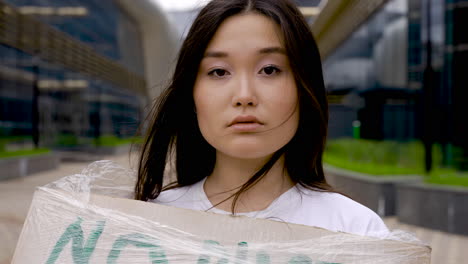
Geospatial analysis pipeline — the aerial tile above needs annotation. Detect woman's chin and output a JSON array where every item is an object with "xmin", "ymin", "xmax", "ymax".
[
  {"xmin": 209, "ymin": 137, "xmax": 288, "ymax": 160},
  {"xmin": 220, "ymin": 147, "xmax": 278, "ymax": 160}
]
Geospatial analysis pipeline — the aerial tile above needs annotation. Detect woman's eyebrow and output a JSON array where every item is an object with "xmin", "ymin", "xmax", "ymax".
[
  {"xmin": 258, "ymin": 47, "xmax": 286, "ymax": 54},
  {"xmin": 203, "ymin": 47, "xmax": 286, "ymax": 58},
  {"xmin": 204, "ymin": 51, "xmax": 228, "ymax": 58}
]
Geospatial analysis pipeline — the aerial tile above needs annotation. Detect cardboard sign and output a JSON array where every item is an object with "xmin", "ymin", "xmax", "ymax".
[{"xmin": 12, "ymin": 187, "xmax": 431, "ymax": 263}]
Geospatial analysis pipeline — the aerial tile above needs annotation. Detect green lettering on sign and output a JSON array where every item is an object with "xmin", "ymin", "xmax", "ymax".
[
  {"xmin": 197, "ymin": 240, "xmax": 229, "ymax": 264},
  {"xmin": 289, "ymin": 255, "xmax": 340, "ymax": 264},
  {"xmin": 288, "ymin": 255, "xmax": 312, "ymax": 264},
  {"xmin": 44, "ymin": 218, "xmax": 340, "ymax": 264},
  {"xmin": 256, "ymin": 250, "xmax": 271, "ymax": 264},
  {"xmin": 235, "ymin": 241, "xmax": 248, "ymax": 263},
  {"xmin": 107, "ymin": 233, "xmax": 168, "ymax": 264},
  {"xmin": 46, "ymin": 217, "xmax": 105, "ymax": 264}
]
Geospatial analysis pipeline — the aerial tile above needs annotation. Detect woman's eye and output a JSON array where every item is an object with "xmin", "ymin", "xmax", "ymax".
[
  {"xmin": 208, "ymin": 69, "xmax": 229, "ymax": 77},
  {"xmin": 260, "ymin": 65, "xmax": 281, "ymax": 76}
]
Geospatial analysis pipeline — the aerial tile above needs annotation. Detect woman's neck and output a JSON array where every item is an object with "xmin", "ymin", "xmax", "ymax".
[{"xmin": 203, "ymin": 152, "xmax": 295, "ymax": 213}]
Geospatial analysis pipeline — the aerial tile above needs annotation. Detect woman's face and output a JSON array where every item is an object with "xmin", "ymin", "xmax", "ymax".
[{"xmin": 193, "ymin": 12, "xmax": 299, "ymax": 160}]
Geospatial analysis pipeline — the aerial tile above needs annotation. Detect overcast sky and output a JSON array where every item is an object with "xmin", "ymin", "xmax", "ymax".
[{"xmin": 150, "ymin": 0, "xmax": 211, "ymax": 11}]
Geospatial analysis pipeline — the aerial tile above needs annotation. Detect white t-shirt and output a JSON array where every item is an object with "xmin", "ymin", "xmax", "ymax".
[{"xmin": 152, "ymin": 177, "xmax": 389, "ymax": 237}]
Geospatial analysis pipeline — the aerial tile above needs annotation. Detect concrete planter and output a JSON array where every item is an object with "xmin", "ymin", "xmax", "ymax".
[
  {"xmin": 324, "ymin": 165, "xmax": 422, "ymax": 216},
  {"xmin": 396, "ymin": 183, "xmax": 468, "ymax": 235},
  {"xmin": 57, "ymin": 144, "xmax": 134, "ymax": 162},
  {"xmin": 0, "ymin": 152, "xmax": 60, "ymax": 181},
  {"xmin": 89, "ymin": 144, "xmax": 132, "ymax": 155}
]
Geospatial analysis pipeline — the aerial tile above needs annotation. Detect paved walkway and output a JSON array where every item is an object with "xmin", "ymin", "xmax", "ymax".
[
  {"xmin": 0, "ymin": 152, "xmax": 138, "ymax": 264},
  {"xmin": 385, "ymin": 217, "xmax": 468, "ymax": 263},
  {"xmin": 1, "ymin": 153, "xmax": 467, "ymax": 263}
]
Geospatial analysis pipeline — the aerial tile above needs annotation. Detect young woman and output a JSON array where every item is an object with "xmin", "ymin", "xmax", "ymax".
[{"xmin": 135, "ymin": 0, "xmax": 389, "ymax": 237}]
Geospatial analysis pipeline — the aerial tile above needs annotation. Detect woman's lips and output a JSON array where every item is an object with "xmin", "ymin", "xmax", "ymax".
[
  {"xmin": 230, "ymin": 122, "xmax": 263, "ymax": 132},
  {"xmin": 228, "ymin": 115, "xmax": 264, "ymax": 132}
]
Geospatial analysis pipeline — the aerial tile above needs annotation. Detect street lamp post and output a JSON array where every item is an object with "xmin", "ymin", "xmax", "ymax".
[
  {"xmin": 31, "ymin": 62, "xmax": 40, "ymax": 148},
  {"xmin": 422, "ymin": 0, "xmax": 435, "ymax": 173}
]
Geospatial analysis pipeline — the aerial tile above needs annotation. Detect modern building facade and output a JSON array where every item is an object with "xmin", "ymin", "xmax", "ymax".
[
  {"xmin": 0, "ymin": 0, "xmax": 173, "ymax": 150},
  {"xmin": 319, "ymin": 0, "xmax": 468, "ymax": 170}
]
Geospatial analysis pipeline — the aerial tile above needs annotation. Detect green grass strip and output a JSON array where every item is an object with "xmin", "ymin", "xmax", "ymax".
[
  {"xmin": 323, "ymin": 153, "xmax": 424, "ymax": 176},
  {"xmin": 93, "ymin": 135, "xmax": 142, "ymax": 147},
  {"xmin": 426, "ymin": 168, "xmax": 468, "ymax": 188},
  {"xmin": 0, "ymin": 148, "xmax": 50, "ymax": 159},
  {"xmin": 426, "ymin": 176, "xmax": 468, "ymax": 188},
  {"xmin": 324, "ymin": 138, "xmax": 468, "ymax": 188}
]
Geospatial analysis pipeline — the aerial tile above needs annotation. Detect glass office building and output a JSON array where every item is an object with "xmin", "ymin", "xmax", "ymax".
[
  {"xmin": 323, "ymin": 0, "xmax": 468, "ymax": 172},
  {"xmin": 0, "ymin": 0, "xmax": 146, "ymax": 149}
]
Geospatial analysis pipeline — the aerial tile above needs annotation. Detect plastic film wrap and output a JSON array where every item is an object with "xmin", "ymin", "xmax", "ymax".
[{"xmin": 12, "ymin": 161, "xmax": 431, "ymax": 263}]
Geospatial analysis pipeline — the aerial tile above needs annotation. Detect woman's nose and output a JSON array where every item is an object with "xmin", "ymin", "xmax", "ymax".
[{"xmin": 232, "ymin": 75, "xmax": 258, "ymax": 107}]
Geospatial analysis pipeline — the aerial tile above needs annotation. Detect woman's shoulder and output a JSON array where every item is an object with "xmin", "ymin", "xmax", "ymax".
[
  {"xmin": 300, "ymin": 188, "xmax": 376, "ymax": 216},
  {"xmin": 292, "ymin": 185, "xmax": 389, "ymax": 237},
  {"xmin": 153, "ymin": 185, "xmax": 193, "ymax": 203},
  {"xmin": 150, "ymin": 180, "xmax": 209, "ymax": 211}
]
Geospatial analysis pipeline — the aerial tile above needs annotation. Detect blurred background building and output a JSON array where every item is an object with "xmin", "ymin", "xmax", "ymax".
[
  {"xmin": 1, "ymin": 0, "xmax": 467, "ymax": 174},
  {"xmin": 0, "ymin": 0, "xmax": 177, "ymax": 152},
  {"xmin": 316, "ymin": 0, "xmax": 468, "ymax": 174}
]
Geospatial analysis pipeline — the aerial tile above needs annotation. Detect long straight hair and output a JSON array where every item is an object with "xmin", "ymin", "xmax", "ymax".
[{"xmin": 135, "ymin": 0, "xmax": 333, "ymax": 212}]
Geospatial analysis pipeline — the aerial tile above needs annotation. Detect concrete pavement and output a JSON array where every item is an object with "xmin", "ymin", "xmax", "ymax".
[
  {"xmin": 0, "ymin": 152, "xmax": 138, "ymax": 264},
  {"xmin": 1, "ymin": 152, "xmax": 467, "ymax": 264},
  {"xmin": 385, "ymin": 217, "xmax": 468, "ymax": 263}
]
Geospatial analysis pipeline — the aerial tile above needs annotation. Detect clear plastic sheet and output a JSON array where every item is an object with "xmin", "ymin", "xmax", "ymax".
[
  {"xmin": 12, "ymin": 161, "xmax": 431, "ymax": 263},
  {"xmin": 44, "ymin": 160, "xmax": 137, "ymax": 200}
]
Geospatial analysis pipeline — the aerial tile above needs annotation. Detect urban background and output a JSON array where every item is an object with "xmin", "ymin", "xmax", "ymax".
[{"xmin": 0, "ymin": 0, "xmax": 467, "ymax": 263}]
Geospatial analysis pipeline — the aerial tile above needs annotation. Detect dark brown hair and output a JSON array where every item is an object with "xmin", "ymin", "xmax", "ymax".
[{"xmin": 135, "ymin": 0, "xmax": 332, "ymax": 212}]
